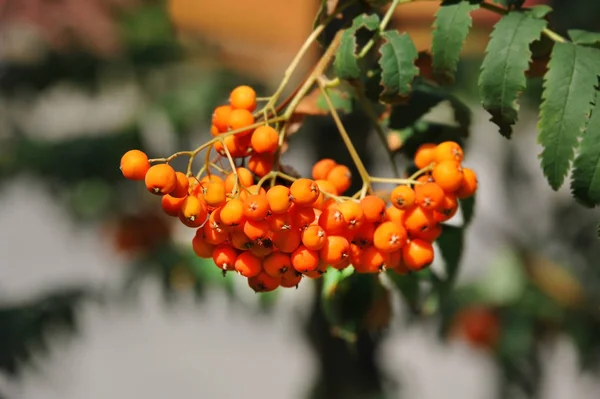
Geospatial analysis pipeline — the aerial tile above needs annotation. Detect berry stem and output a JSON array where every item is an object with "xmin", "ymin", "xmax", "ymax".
[
  {"xmin": 219, "ymin": 138, "xmax": 241, "ymax": 195},
  {"xmin": 357, "ymin": 0, "xmax": 404, "ymax": 59},
  {"xmin": 409, "ymin": 163, "xmax": 434, "ymax": 181},
  {"xmin": 317, "ymin": 77, "xmax": 373, "ymax": 195},
  {"xmin": 369, "ymin": 176, "xmax": 418, "ymax": 185}
]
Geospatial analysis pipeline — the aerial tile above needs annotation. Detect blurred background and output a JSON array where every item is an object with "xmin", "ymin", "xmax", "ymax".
[{"xmin": 1, "ymin": 0, "xmax": 600, "ymax": 398}]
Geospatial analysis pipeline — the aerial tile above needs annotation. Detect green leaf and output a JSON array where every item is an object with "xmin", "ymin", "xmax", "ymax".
[
  {"xmin": 478, "ymin": 11, "xmax": 547, "ymax": 137},
  {"xmin": 568, "ymin": 29, "xmax": 600, "ymax": 47},
  {"xmin": 492, "ymin": 0, "xmax": 525, "ymax": 8},
  {"xmin": 378, "ymin": 30, "xmax": 419, "ymax": 103},
  {"xmin": 385, "ymin": 270, "xmax": 420, "ymax": 312},
  {"xmin": 431, "ymin": 2, "xmax": 479, "ymax": 84},
  {"xmin": 571, "ymin": 101, "xmax": 600, "ymax": 207},
  {"xmin": 538, "ymin": 43, "xmax": 600, "ymax": 190},
  {"xmin": 459, "ymin": 195, "xmax": 475, "ymax": 227},
  {"xmin": 317, "ymin": 87, "xmax": 353, "ymax": 114},
  {"xmin": 437, "ymin": 225, "xmax": 464, "ymax": 283},
  {"xmin": 334, "ymin": 14, "xmax": 381, "ymax": 80}
]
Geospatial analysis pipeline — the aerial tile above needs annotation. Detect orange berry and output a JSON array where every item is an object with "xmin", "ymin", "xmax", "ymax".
[
  {"xmin": 243, "ymin": 219, "xmax": 270, "ymax": 240},
  {"xmin": 414, "ymin": 143, "xmax": 437, "ymax": 169},
  {"xmin": 229, "ymin": 85, "xmax": 257, "ymax": 112},
  {"xmin": 383, "ymin": 250, "xmax": 405, "ymax": 272},
  {"xmin": 212, "ymin": 105, "xmax": 233, "ymax": 132},
  {"xmin": 228, "ymin": 108, "xmax": 255, "ymax": 136},
  {"xmin": 215, "ymin": 134, "xmax": 250, "ymax": 158},
  {"xmin": 434, "ymin": 194, "xmax": 458, "ymax": 222},
  {"xmin": 348, "ymin": 243, "xmax": 364, "ymax": 266},
  {"xmin": 402, "ymin": 239, "xmax": 434, "ymax": 271},
  {"xmin": 212, "ymin": 243, "xmax": 238, "ymax": 271},
  {"xmin": 326, "ymin": 164, "xmax": 352, "ymax": 194},
  {"xmin": 318, "ymin": 205, "xmax": 346, "ymax": 235},
  {"xmin": 230, "ymin": 230, "xmax": 253, "ymax": 250},
  {"xmin": 301, "ymin": 225, "xmax": 327, "ymax": 251},
  {"xmin": 188, "ymin": 177, "xmax": 202, "ymax": 196},
  {"xmin": 204, "ymin": 182, "xmax": 227, "ymax": 208},
  {"xmin": 170, "ymin": 172, "xmax": 190, "ymax": 198},
  {"xmin": 242, "ymin": 194, "xmax": 270, "ymax": 221},
  {"xmin": 224, "ymin": 167, "xmax": 254, "ymax": 194},
  {"xmin": 390, "ymin": 185, "xmax": 416, "ymax": 209},
  {"xmin": 337, "ymin": 200, "xmax": 364, "ymax": 230},
  {"xmin": 179, "ymin": 195, "xmax": 208, "ymax": 228},
  {"xmin": 290, "ymin": 204, "xmax": 316, "ymax": 229},
  {"xmin": 412, "ymin": 223, "xmax": 442, "ymax": 242},
  {"xmin": 210, "ymin": 124, "xmax": 220, "ymax": 137},
  {"xmin": 356, "ymin": 246, "xmax": 385, "ymax": 273},
  {"xmin": 234, "ymin": 251, "xmax": 263, "ymax": 278},
  {"xmin": 373, "ymin": 221, "xmax": 408, "ymax": 253},
  {"xmin": 247, "ymin": 153, "xmax": 274, "ymax": 177},
  {"xmin": 145, "ymin": 164, "xmax": 177, "ymax": 195},
  {"xmin": 415, "ymin": 182, "xmax": 445, "ymax": 211},
  {"xmin": 385, "ymin": 206, "xmax": 405, "ymax": 224},
  {"xmin": 161, "ymin": 194, "xmax": 185, "ymax": 217},
  {"xmin": 120, "ymin": 149, "xmax": 150, "ymax": 181},
  {"xmin": 352, "ymin": 222, "xmax": 376, "ymax": 248},
  {"xmin": 434, "ymin": 141, "xmax": 464, "ymax": 164},
  {"xmin": 290, "ymin": 178, "xmax": 320, "ymax": 206},
  {"xmin": 266, "ymin": 212, "xmax": 293, "ymax": 231},
  {"xmin": 200, "ymin": 174, "xmax": 224, "ymax": 186},
  {"xmin": 203, "ymin": 220, "xmax": 229, "ymax": 245},
  {"xmin": 319, "ymin": 235, "xmax": 350, "ymax": 266},
  {"xmin": 360, "ymin": 195, "xmax": 386, "ymax": 223},
  {"xmin": 313, "ymin": 179, "xmax": 338, "ymax": 209},
  {"xmin": 248, "ymin": 271, "xmax": 280, "ymax": 292},
  {"xmin": 290, "ymin": 245, "xmax": 320, "ymax": 273},
  {"xmin": 280, "ymin": 268, "xmax": 302, "ymax": 288},
  {"xmin": 312, "ymin": 158, "xmax": 337, "ymax": 180},
  {"xmin": 250, "ymin": 125, "xmax": 279, "ymax": 154},
  {"xmin": 266, "ymin": 185, "xmax": 292, "ymax": 214},
  {"xmin": 263, "ymin": 251, "xmax": 292, "ymax": 278},
  {"xmin": 249, "ymin": 238, "xmax": 274, "ymax": 258},
  {"xmin": 239, "ymin": 184, "xmax": 267, "ymax": 201},
  {"xmin": 432, "ymin": 161, "xmax": 464, "ymax": 193},
  {"xmin": 456, "ymin": 167, "xmax": 478, "ymax": 199},
  {"xmin": 220, "ymin": 198, "xmax": 245, "ymax": 227},
  {"xmin": 416, "ymin": 174, "xmax": 435, "ymax": 184},
  {"xmin": 272, "ymin": 229, "xmax": 302, "ymax": 253},
  {"xmin": 403, "ymin": 206, "xmax": 435, "ymax": 236},
  {"xmin": 192, "ymin": 232, "xmax": 214, "ymax": 258}
]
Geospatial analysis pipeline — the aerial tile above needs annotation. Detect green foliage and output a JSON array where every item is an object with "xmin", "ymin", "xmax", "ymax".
[
  {"xmin": 478, "ymin": 9, "xmax": 548, "ymax": 137},
  {"xmin": 431, "ymin": 2, "xmax": 479, "ymax": 84},
  {"xmin": 568, "ymin": 30, "xmax": 600, "ymax": 47},
  {"xmin": 459, "ymin": 195, "xmax": 476, "ymax": 227},
  {"xmin": 437, "ymin": 225, "xmax": 464, "ymax": 284},
  {"xmin": 571, "ymin": 101, "xmax": 600, "ymax": 207},
  {"xmin": 492, "ymin": 0, "xmax": 525, "ymax": 8},
  {"xmin": 538, "ymin": 42, "xmax": 600, "ymax": 190},
  {"xmin": 334, "ymin": 14, "xmax": 381, "ymax": 80},
  {"xmin": 377, "ymin": 31, "xmax": 419, "ymax": 103},
  {"xmin": 385, "ymin": 269, "xmax": 420, "ymax": 312},
  {"xmin": 317, "ymin": 87, "xmax": 354, "ymax": 114}
]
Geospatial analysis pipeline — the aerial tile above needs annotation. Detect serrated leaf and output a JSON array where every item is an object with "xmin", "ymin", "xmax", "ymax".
[
  {"xmin": 538, "ymin": 42, "xmax": 600, "ymax": 190},
  {"xmin": 333, "ymin": 14, "xmax": 381, "ymax": 80},
  {"xmin": 571, "ymin": 101, "xmax": 600, "ymax": 207},
  {"xmin": 385, "ymin": 269, "xmax": 420, "ymax": 312},
  {"xmin": 437, "ymin": 225, "xmax": 464, "ymax": 284},
  {"xmin": 316, "ymin": 87, "xmax": 353, "ymax": 114},
  {"xmin": 479, "ymin": 11, "xmax": 547, "ymax": 137},
  {"xmin": 568, "ymin": 29, "xmax": 600, "ymax": 47},
  {"xmin": 378, "ymin": 30, "xmax": 419, "ymax": 103},
  {"xmin": 459, "ymin": 195, "xmax": 475, "ymax": 227},
  {"xmin": 431, "ymin": 2, "xmax": 479, "ymax": 84}
]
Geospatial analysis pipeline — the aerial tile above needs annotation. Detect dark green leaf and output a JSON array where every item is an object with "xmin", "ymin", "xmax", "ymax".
[
  {"xmin": 378, "ymin": 30, "xmax": 419, "ymax": 102},
  {"xmin": 571, "ymin": 101, "xmax": 600, "ymax": 207},
  {"xmin": 437, "ymin": 225, "xmax": 464, "ymax": 283},
  {"xmin": 334, "ymin": 14, "xmax": 381, "ymax": 80},
  {"xmin": 568, "ymin": 29, "xmax": 600, "ymax": 47},
  {"xmin": 478, "ymin": 11, "xmax": 547, "ymax": 137},
  {"xmin": 385, "ymin": 269, "xmax": 420, "ymax": 312},
  {"xmin": 538, "ymin": 42, "xmax": 600, "ymax": 190},
  {"xmin": 431, "ymin": 2, "xmax": 479, "ymax": 84},
  {"xmin": 316, "ymin": 87, "xmax": 354, "ymax": 114},
  {"xmin": 459, "ymin": 195, "xmax": 475, "ymax": 227},
  {"xmin": 492, "ymin": 0, "xmax": 525, "ymax": 8}
]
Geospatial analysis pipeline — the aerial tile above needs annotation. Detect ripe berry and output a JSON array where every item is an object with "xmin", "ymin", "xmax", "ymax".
[
  {"xmin": 145, "ymin": 164, "xmax": 177, "ymax": 195},
  {"xmin": 373, "ymin": 221, "xmax": 407, "ymax": 253},
  {"xmin": 192, "ymin": 232, "xmax": 214, "ymax": 258},
  {"xmin": 228, "ymin": 109, "xmax": 255, "ymax": 136},
  {"xmin": 290, "ymin": 204, "xmax": 316, "ymax": 228},
  {"xmin": 263, "ymin": 252, "xmax": 292, "ymax": 278},
  {"xmin": 212, "ymin": 244, "xmax": 238, "ymax": 271},
  {"xmin": 200, "ymin": 174, "xmax": 224, "ymax": 186},
  {"xmin": 290, "ymin": 245, "xmax": 320, "ymax": 273},
  {"xmin": 319, "ymin": 235, "xmax": 350, "ymax": 266},
  {"xmin": 170, "ymin": 172, "xmax": 190, "ymax": 198},
  {"xmin": 415, "ymin": 182, "xmax": 445, "ymax": 211},
  {"xmin": 229, "ymin": 85, "xmax": 257, "ymax": 112},
  {"xmin": 432, "ymin": 161, "xmax": 464, "ymax": 192},
  {"xmin": 337, "ymin": 200, "xmax": 364, "ymax": 230},
  {"xmin": 312, "ymin": 158, "xmax": 337, "ymax": 180},
  {"xmin": 230, "ymin": 230, "xmax": 253, "ymax": 250},
  {"xmin": 266, "ymin": 185, "xmax": 292, "ymax": 214},
  {"xmin": 179, "ymin": 195, "xmax": 208, "ymax": 227},
  {"xmin": 403, "ymin": 206, "xmax": 435, "ymax": 235},
  {"xmin": 357, "ymin": 246, "xmax": 385, "ymax": 273},
  {"xmin": 318, "ymin": 205, "xmax": 346, "ymax": 235},
  {"xmin": 203, "ymin": 220, "xmax": 228, "ymax": 245},
  {"xmin": 326, "ymin": 165, "xmax": 352, "ymax": 194},
  {"xmin": 161, "ymin": 194, "xmax": 185, "ymax": 217},
  {"xmin": 242, "ymin": 194, "xmax": 270, "ymax": 221},
  {"xmin": 412, "ymin": 223, "xmax": 442, "ymax": 242},
  {"xmin": 220, "ymin": 198, "xmax": 245, "ymax": 227},
  {"xmin": 402, "ymin": 239, "xmax": 434, "ymax": 271},
  {"xmin": 212, "ymin": 105, "xmax": 233, "ymax": 132},
  {"xmin": 385, "ymin": 206, "xmax": 405, "ymax": 224},
  {"xmin": 248, "ymin": 271, "xmax": 280, "ymax": 292},
  {"xmin": 243, "ymin": 219, "xmax": 270, "ymax": 240},
  {"xmin": 250, "ymin": 125, "xmax": 279, "ymax": 154},
  {"xmin": 120, "ymin": 149, "xmax": 150, "ymax": 181},
  {"xmin": 215, "ymin": 134, "xmax": 250, "ymax": 158},
  {"xmin": 390, "ymin": 185, "xmax": 416, "ymax": 209},
  {"xmin": 224, "ymin": 167, "xmax": 254, "ymax": 194},
  {"xmin": 435, "ymin": 194, "xmax": 458, "ymax": 222},
  {"xmin": 204, "ymin": 182, "xmax": 227, "ymax": 208},
  {"xmin": 266, "ymin": 212, "xmax": 293, "ymax": 231},
  {"xmin": 434, "ymin": 141, "xmax": 464, "ymax": 164},
  {"xmin": 456, "ymin": 167, "xmax": 478, "ymax": 199},
  {"xmin": 272, "ymin": 229, "xmax": 302, "ymax": 253},
  {"xmin": 414, "ymin": 143, "xmax": 437, "ymax": 169},
  {"xmin": 313, "ymin": 179, "xmax": 338, "ymax": 209},
  {"xmin": 248, "ymin": 153, "xmax": 274, "ymax": 177},
  {"xmin": 234, "ymin": 252, "xmax": 263, "ymax": 278},
  {"xmin": 290, "ymin": 178, "xmax": 320, "ymax": 206},
  {"xmin": 360, "ymin": 195, "xmax": 386, "ymax": 223},
  {"xmin": 301, "ymin": 225, "xmax": 327, "ymax": 251},
  {"xmin": 280, "ymin": 268, "xmax": 302, "ymax": 288}
]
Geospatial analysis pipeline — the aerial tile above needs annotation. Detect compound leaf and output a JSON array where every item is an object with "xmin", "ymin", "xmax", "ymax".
[
  {"xmin": 571, "ymin": 101, "xmax": 600, "ymax": 207},
  {"xmin": 431, "ymin": 2, "xmax": 479, "ymax": 84},
  {"xmin": 478, "ymin": 11, "xmax": 547, "ymax": 137},
  {"xmin": 568, "ymin": 29, "xmax": 600, "ymax": 47},
  {"xmin": 378, "ymin": 30, "xmax": 419, "ymax": 103},
  {"xmin": 538, "ymin": 42, "xmax": 600, "ymax": 190},
  {"xmin": 334, "ymin": 13, "xmax": 381, "ymax": 80}
]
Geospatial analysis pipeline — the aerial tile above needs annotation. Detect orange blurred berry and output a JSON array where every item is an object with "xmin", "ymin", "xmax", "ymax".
[
  {"xmin": 402, "ymin": 239, "xmax": 434, "ymax": 271},
  {"xmin": 234, "ymin": 251, "xmax": 263, "ymax": 278},
  {"xmin": 229, "ymin": 85, "xmax": 257, "ymax": 112},
  {"xmin": 433, "ymin": 161, "xmax": 464, "ymax": 193},
  {"xmin": 170, "ymin": 172, "xmax": 190, "ymax": 198},
  {"xmin": 415, "ymin": 182, "xmax": 445, "ymax": 211},
  {"xmin": 414, "ymin": 143, "xmax": 437, "ymax": 169},
  {"xmin": 120, "ymin": 149, "xmax": 150, "ymax": 181},
  {"xmin": 161, "ymin": 194, "xmax": 185, "ymax": 217},
  {"xmin": 263, "ymin": 251, "xmax": 292, "ymax": 278},
  {"xmin": 312, "ymin": 158, "xmax": 337, "ymax": 180},
  {"xmin": 228, "ymin": 108, "xmax": 255, "ymax": 136},
  {"xmin": 434, "ymin": 141, "xmax": 464, "ymax": 164},
  {"xmin": 212, "ymin": 243, "xmax": 238, "ymax": 271},
  {"xmin": 456, "ymin": 167, "xmax": 478, "ymax": 199},
  {"xmin": 247, "ymin": 153, "xmax": 274, "ymax": 177},
  {"xmin": 192, "ymin": 231, "xmax": 215, "ymax": 258},
  {"xmin": 212, "ymin": 105, "xmax": 233, "ymax": 132},
  {"xmin": 326, "ymin": 164, "xmax": 352, "ymax": 194},
  {"xmin": 248, "ymin": 271, "xmax": 280, "ymax": 292}
]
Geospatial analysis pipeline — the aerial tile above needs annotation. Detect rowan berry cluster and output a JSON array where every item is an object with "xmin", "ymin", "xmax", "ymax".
[{"xmin": 119, "ymin": 84, "xmax": 477, "ymax": 293}]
